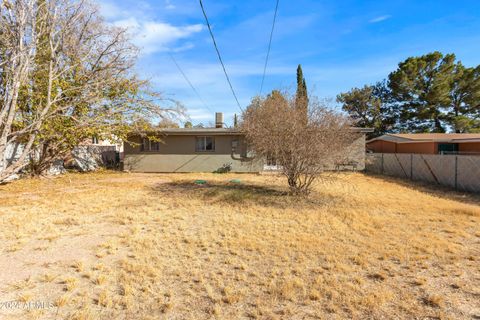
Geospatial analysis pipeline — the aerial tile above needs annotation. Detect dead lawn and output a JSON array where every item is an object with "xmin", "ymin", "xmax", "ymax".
[{"xmin": 0, "ymin": 171, "xmax": 479, "ymax": 319}]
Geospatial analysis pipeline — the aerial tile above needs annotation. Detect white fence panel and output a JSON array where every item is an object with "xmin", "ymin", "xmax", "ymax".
[
  {"xmin": 412, "ymin": 155, "xmax": 435, "ymax": 184},
  {"xmin": 457, "ymin": 156, "xmax": 480, "ymax": 192},
  {"xmin": 383, "ymin": 153, "xmax": 411, "ymax": 179},
  {"xmin": 412, "ymin": 154, "xmax": 456, "ymax": 188},
  {"xmin": 424, "ymin": 155, "xmax": 455, "ymax": 188},
  {"xmin": 365, "ymin": 153, "xmax": 382, "ymax": 174},
  {"xmin": 365, "ymin": 153, "xmax": 479, "ymax": 193}
]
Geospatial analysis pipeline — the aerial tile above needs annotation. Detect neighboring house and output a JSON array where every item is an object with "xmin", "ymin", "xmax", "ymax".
[
  {"xmin": 85, "ymin": 136, "xmax": 123, "ymax": 154},
  {"xmin": 1, "ymin": 135, "xmax": 123, "ymax": 177},
  {"xmin": 64, "ymin": 136, "xmax": 122, "ymax": 171},
  {"xmin": 366, "ymin": 133, "xmax": 480, "ymax": 155},
  {"xmin": 123, "ymin": 113, "xmax": 373, "ymax": 173}
]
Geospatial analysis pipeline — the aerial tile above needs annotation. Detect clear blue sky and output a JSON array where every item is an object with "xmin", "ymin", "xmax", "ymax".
[{"xmin": 99, "ymin": 0, "xmax": 480, "ymax": 126}]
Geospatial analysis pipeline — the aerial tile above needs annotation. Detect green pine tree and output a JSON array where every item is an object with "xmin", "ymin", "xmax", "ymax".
[
  {"xmin": 388, "ymin": 52, "xmax": 455, "ymax": 132},
  {"xmin": 295, "ymin": 65, "xmax": 308, "ymax": 123},
  {"xmin": 233, "ymin": 114, "xmax": 238, "ymax": 128}
]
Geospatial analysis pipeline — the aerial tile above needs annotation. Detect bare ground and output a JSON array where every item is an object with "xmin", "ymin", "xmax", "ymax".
[{"xmin": 0, "ymin": 171, "xmax": 479, "ymax": 319}]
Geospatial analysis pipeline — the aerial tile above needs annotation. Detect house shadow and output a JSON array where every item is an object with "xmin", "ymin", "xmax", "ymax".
[{"xmin": 150, "ymin": 180, "xmax": 340, "ymax": 209}]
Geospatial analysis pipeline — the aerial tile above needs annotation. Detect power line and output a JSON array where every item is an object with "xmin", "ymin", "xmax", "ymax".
[
  {"xmin": 199, "ymin": 0, "xmax": 243, "ymax": 112},
  {"xmin": 168, "ymin": 52, "xmax": 214, "ymax": 115},
  {"xmin": 260, "ymin": 0, "xmax": 280, "ymax": 95}
]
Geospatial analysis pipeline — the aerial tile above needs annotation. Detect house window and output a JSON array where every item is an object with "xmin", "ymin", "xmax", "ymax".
[
  {"xmin": 141, "ymin": 138, "xmax": 160, "ymax": 152},
  {"xmin": 150, "ymin": 141, "xmax": 160, "ymax": 151},
  {"xmin": 92, "ymin": 136, "xmax": 99, "ymax": 144},
  {"xmin": 195, "ymin": 136, "xmax": 215, "ymax": 152},
  {"xmin": 438, "ymin": 143, "xmax": 458, "ymax": 154}
]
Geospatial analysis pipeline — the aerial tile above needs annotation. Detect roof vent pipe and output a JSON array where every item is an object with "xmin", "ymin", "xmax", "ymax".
[{"xmin": 215, "ymin": 112, "xmax": 224, "ymax": 128}]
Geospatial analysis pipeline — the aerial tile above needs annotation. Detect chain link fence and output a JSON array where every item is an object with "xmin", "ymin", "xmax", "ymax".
[{"xmin": 366, "ymin": 153, "xmax": 480, "ymax": 193}]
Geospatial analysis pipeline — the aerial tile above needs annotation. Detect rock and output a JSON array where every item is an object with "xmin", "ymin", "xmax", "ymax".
[
  {"xmin": 72, "ymin": 146, "xmax": 101, "ymax": 172},
  {"xmin": 47, "ymin": 159, "xmax": 66, "ymax": 175},
  {"xmin": 71, "ymin": 145, "xmax": 116, "ymax": 172},
  {"xmin": 3, "ymin": 173, "xmax": 20, "ymax": 182}
]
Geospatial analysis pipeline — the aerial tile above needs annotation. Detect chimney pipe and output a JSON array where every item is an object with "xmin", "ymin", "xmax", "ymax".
[{"xmin": 215, "ymin": 112, "xmax": 223, "ymax": 128}]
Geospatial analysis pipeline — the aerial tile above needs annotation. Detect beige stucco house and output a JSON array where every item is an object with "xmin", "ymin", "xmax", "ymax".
[
  {"xmin": 123, "ymin": 127, "xmax": 263, "ymax": 173},
  {"xmin": 123, "ymin": 113, "xmax": 373, "ymax": 173}
]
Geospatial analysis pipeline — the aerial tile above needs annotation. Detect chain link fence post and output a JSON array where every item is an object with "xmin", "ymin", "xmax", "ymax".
[
  {"xmin": 410, "ymin": 153, "xmax": 413, "ymax": 180},
  {"xmin": 454, "ymin": 155, "xmax": 458, "ymax": 191},
  {"xmin": 381, "ymin": 153, "xmax": 384, "ymax": 174}
]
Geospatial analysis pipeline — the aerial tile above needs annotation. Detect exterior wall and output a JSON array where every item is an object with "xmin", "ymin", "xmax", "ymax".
[
  {"xmin": 123, "ymin": 134, "xmax": 263, "ymax": 173},
  {"xmin": 124, "ymin": 153, "xmax": 262, "ymax": 173},
  {"xmin": 343, "ymin": 134, "xmax": 367, "ymax": 170},
  {"xmin": 124, "ymin": 134, "xmax": 247, "ymax": 155},
  {"xmin": 367, "ymin": 138, "xmax": 480, "ymax": 155},
  {"xmin": 396, "ymin": 142, "xmax": 436, "ymax": 154},
  {"xmin": 367, "ymin": 140, "xmax": 396, "ymax": 153},
  {"xmin": 81, "ymin": 137, "xmax": 123, "ymax": 152},
  {"xmin": 459, "ymin": 143, "xmax": 480, "ymax": 154},
  {"xmin": 367, "ymin": 141, "xmax": 437, "ymax": 154},
  {"xmin": 124, "ymin": 132, "xmax": 369, "ymax": 173}
]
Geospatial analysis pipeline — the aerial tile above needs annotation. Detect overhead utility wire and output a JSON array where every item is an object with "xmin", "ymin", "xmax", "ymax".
[
  {"xmin": 168, "ymin": 52, "xmax": 214, "ymax": 114},
  {"xmin": 259, "ymin": 0, "xmax": 280, "ymax": 95},
  {"xmin": 199, "ymin": 0, "xmax": 243, "ymax": 112}
]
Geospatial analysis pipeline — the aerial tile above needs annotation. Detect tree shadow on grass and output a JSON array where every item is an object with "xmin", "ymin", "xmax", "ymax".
[{"xmin": 150, "ymin": 180, "xmax": 341, "ymax": 209}]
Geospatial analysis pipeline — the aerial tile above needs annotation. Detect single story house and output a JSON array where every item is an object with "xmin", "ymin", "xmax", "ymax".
[
  {"xmin": 366, "ymin": 133, "xmax": 480, "ymax": 155},
  {"xmin": 123, "ymin": 113, "xmax": 373, "ymax": 173}
]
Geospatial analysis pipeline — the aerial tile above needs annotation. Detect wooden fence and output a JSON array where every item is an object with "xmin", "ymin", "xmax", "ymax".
[{"xmin": 365, "ymin": 153, "xmax": 480, "ymax": 193}]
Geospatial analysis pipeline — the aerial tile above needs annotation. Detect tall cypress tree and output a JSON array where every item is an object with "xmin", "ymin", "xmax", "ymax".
[
  {"xmin": 233, "ymin": 114, "xmax": 238, "ymax": 128},
  {"xmin": 295, "ymin": 65, "xmax": 308, "ymax": 123}
]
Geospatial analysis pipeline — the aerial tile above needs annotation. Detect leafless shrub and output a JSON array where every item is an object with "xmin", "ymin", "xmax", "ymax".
[{"xmin": 241, "ymin": 90, "xmax": 359, "ymax": 195}]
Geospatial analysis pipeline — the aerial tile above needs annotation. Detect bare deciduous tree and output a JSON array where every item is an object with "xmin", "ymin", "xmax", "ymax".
[
  {"xmin": 241, "ymin": 90, "xmax": 359, "ymax": 195},
  {"xmin": 0, "ymin": 0, "xmax": 180, "ymax": 181}
]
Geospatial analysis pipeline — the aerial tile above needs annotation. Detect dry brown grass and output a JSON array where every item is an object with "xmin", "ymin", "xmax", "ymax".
[{"xmin": 0, "ymin": 171, "xmax": 479, "ymax": 319}]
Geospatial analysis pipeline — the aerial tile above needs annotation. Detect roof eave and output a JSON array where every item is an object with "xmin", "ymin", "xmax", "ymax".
[
  {"xmin": 351, "ymin": 127, "xmax": 374, "ymax": 133},
  {"xmin": 366, "ymin": 134, "xmax": 410, "ymax": 143},
  {"xmin": 132, "ymin": 129, "xmax": 241, "ymax": 136},
  {"xmin": 134, "ymin": 127, "xmax": 374, "ymax": 136},
  {"xmin": 452, "ymin": 138, "xmax": 480, "ymax": 143}
]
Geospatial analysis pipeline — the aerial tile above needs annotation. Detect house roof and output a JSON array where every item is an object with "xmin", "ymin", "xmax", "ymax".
[
  {"xmin": 367, "ymin": 133, "xmax": 480, "ymax": 144},
  {"xmin": 151, "ymin": 128, "xmax": 241, "ymax": 135},
  {"xmin": 136, "ymin": 127, "xmax": 373, "ymax": 136}
]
